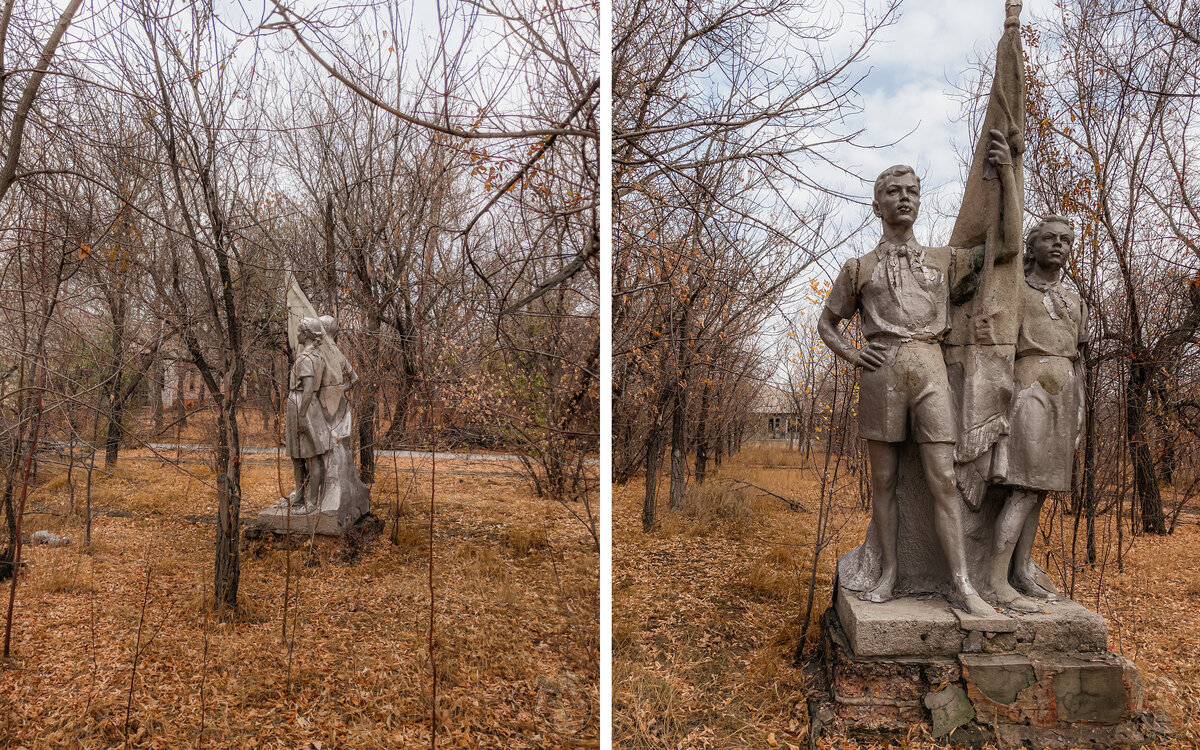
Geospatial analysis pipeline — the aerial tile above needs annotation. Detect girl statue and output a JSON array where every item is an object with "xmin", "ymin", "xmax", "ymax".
[{"xmin": 989, "ymin": 216, "xmax": 1088, "ymax": 610}]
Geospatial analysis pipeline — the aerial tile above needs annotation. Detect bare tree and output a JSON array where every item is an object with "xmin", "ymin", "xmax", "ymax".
[{"xmin": 1025, "ymin": 0, "xmax": 1200, "ymax": 535}]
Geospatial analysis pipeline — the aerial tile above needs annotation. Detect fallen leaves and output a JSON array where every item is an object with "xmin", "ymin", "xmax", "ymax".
[
  {"xmin": 2, "ymin": 455, "xmax": 598, "ymax": 748},
  {"xmin": 614, "ymin": 442, "xmax": 1200, "ymax": 749}
]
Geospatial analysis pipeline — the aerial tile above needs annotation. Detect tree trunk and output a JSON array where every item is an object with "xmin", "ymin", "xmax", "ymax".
[
  {"xmin": 668, "ymin": 389, "xmax": 687, "ymax": 509},
  {"xmin": 1083, "ymin": 354, "xmax": 1097, "ymax": 564},
  {"xmin": 642, "ymin": 425, "xmax": 662, "ymax": 532},
  {"xmin": 104, "ymin": 374, "xmax": 123, "ymax": 468},
  {"xmin": 1128, "ymin": 357, "xmax": 1165, "ymax": 534},
  {"xmin": 213, "ymin": 402, "xmax": 242, "ymax": 609},
  {"xmin": 324, "ymin": 193, "xmax": 338, "ymax": 312},
  {"xmin": 379, "ymin": 312, "xmax": 417, "ymax": 452},
  {"xmin": 380, "ymin": 386, "xmax": 411, "ymax": 448},
  {"xmin": 151, "ymin": 356, "xmax": 164, "ymax": 433},
  {"xmin": 175, "ymin": 362, "xmax": 187, "ymax": 427},
  {"xmin": 358, "ymin": 394, "xmax": 376, "ymax": 484},
  {"xmin": 694, "ymin": 380, "xmax": 710, "ymax": 484},
  {"xmin": 358, "ymin": 315, "xmax": 383, "ymax": 482},
  {"xmin": 0, "ymin": 443, "xmax": 19, "ymax": 582}
]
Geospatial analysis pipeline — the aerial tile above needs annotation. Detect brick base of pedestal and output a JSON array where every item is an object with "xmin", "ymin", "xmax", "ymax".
[{"xmin": 807, "ymin": 593, "xmax": 1167, "ymax": 748}]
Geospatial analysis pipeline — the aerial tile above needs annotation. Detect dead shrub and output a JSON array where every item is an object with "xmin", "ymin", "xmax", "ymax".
[
  {"xmin": 388, "ymin": 519, "xmax": 428, "ymax": 559},
  {"xmin": 766, "ymin": 545, "xmax": 797, "ymax": 568},
  {"xmin": 613, "ymin": 615, "xmax": 638, "ymax": 655},
  {"xmin": 184, "ymin": 588, "xmax": 269, "ymax": 624},
  {"xmin": 613, "ymin": 661, "xmax": 682, "ymax": 741},
  {"xmin": 43, "ymin": 472, "xmax": 74, "ymax": 492},
  {"xmin": 503, "ymin": 524, "xmax": 549, "ymax": 555},
  {"xmin": 740, "ymin": 563, "xmax": 796, "ymax": 601},
  {"xmin": 465, "ymin": 545, "xmax": 506, "ymax": 580},
  {"xmin": 669, "ymin": 481, "xmax": 755, "ymax": 535},
  {"xmin": 36, "ymin": 558, "xmax": 94, "ymax": 594}
]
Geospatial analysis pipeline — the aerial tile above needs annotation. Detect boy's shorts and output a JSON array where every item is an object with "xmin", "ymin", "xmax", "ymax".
[{"xmin": 857, "ymin": 340, "xmax": 956, "ymax": 444}]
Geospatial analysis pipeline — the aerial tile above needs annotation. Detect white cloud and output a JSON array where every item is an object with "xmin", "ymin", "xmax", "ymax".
[{"xmin": 807, "ymin": 0, "xmax": 1059, "ymax": 263}]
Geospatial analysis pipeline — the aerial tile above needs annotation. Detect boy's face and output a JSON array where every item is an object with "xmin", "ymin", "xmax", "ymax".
[
  {"xmin": 873, "ymin": 173, "xmax": 921, "ymax": 228},
  {"xmin": 1030, "ymin": 221, "xmax": 1074, "ymax": 272}
]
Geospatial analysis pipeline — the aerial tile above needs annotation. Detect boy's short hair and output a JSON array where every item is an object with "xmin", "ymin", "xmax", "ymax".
[{"xmin": 873, "ymin": 165, "xmax": 920, "ymax": 201}]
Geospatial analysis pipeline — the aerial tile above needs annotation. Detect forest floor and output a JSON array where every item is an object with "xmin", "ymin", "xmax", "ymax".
[
  {"xmin": 1, "ymin": 455, "xmax": 599, "ymax": 748},
  {"xmin": 613, "ymin": 442, "xmax": 1200, "ymax": 749}
]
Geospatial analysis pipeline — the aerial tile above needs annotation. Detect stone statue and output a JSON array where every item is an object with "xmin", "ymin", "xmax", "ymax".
[
  {"xmin": 811, "ymin": 6, "xmax": 1150, "ymax": 744},
  {"xmin": 255, "ymin": 275, "xmax": 370, "ymax": 536},
  {"xmin": 988, "ymin": 216, "xmax": 1087, "ymax": 610},
  {"xmin": 309, "ymin": 313, "xmax": 370, "ymax": 531},
  {"xmin": 818, "ymin": 130, "xmax": 1019, "ymax": 618},
  {"xmin": 285, "ymin": 316, "xmax": 332, "ymax": 512}
]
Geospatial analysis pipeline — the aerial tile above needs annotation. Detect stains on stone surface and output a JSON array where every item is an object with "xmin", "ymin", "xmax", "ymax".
[
  {"xmin": 813, "ymin": 606, "xmax": 1155, "ymax": 748},
  {"xmin": 924, "ymin": 684, "xmax": 975, "ymax": 737}
]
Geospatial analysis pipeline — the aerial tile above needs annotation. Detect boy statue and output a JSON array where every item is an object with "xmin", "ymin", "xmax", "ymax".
[{"xmin": 818, "ymin": 130, "xmax": 1020, "ymax": 617}]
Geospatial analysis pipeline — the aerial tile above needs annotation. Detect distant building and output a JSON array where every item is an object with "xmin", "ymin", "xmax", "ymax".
[
  {"xmin": 161, "ymin": 357, "xmax": 207, "ymax": 411},
  {"xmin": 750, "ymin": 383, "xmax": 799, "ymax": 440}
]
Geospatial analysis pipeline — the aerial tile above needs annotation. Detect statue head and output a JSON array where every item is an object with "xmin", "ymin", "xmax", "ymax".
[
  {"xmin": 297, "ymin": 316, "xmax": 324, "ymax": 345},
  {"xmin": 1024, "ymin": 215, "xmax": 1074, "ymax": 275},
  {"xmin": 872, "ymin": 165, "xmax": 921, "ymax": 228},
  {"xmin": 318, "ymin": 315, "xmax": 340, "ymax": 342}
]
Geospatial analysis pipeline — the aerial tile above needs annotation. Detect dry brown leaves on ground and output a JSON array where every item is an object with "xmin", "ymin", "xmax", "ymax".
[
  {"xmin": 1, "ymin": 456, "xmax": 599, "ymax": 748},
  {"xmin": 613, "ymin": 442, "xmax": 1200, "ymax": 749}
]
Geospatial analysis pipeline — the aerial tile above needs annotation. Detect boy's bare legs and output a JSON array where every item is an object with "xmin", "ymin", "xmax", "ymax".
[
  {"xmin": 864, "ymin": 440, "xmax": 900, "ymax": 601},
  {"xmin": 919, "ymin": 441, "xmax": 996, "ymax": 616},
  {"xmin": 989, "ymin": 489, "xmax": 1042, "ymax": 611}
]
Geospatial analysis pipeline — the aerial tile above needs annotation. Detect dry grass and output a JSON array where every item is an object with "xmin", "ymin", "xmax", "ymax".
[
  {"xmin": 503, "ymin": 524, "xmax": 550, "ymax": 556},
  {"xmin": 2, "ymin": 454, "xmax": 599, "ymax": 748},
  {"xmin": 614, "ymin": 440, "xmax": 1200, "ymax": 749}
]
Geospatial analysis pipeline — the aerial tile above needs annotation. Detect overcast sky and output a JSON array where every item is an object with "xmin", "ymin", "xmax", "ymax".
[
  {"xmin": 799, "ymin": 0, "xmax": 1059, "ymax": 272},
  {"xmin": 760, "ymin": 0, "xmax": 1063, "ymax": 366}
]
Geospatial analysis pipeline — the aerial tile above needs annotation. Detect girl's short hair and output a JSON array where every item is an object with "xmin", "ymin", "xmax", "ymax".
[{"xmin": 1023, "ymin": 214, "xmax": 1074, "ymax": 273}]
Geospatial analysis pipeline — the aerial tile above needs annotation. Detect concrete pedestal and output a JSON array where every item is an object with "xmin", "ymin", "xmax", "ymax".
[
  {"xmin": 253, "ymin": 499, "xmax": 351, "ymax": 536},
  {"xmin": 808, "ymin": 586, "xmax": 1163, "ymax": 748}
]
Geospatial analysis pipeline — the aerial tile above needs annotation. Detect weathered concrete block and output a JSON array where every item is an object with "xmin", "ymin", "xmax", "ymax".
[
  {"xmin": 961, "ymin": 654, "xmax": 1036, "ymax": 705},
  {"xmin": 962, "ymin": 653, "xmax": 1054, "ymax": 726},
  {"xmin": 835, "ymin": 588, "xmax": 966, "ymax": 657},
  {"xmin": 925, "ymin": 685, "xmax": 974, "ymax": 738},
  {"xmin": 983, "ymin": 632, "xmax": 1018, "ymax": 652},
  {"xmin": 955, "ymin": 607, "xmax": 1017, "ymax": 633},
  {"xmin": 815, "ymin": 606, "xmax": 1154, "ymax": 748},
  {"xmin": 1013, "ymin": 600, "xmax": 1109, "ymax": 653},
  {"xmin": 255, "ymin": 501, "xmax": 347, "ymax": 535},
  {"xmin": 1045, "ymin": 654, "xmax": 1135, "ymax": 723}
]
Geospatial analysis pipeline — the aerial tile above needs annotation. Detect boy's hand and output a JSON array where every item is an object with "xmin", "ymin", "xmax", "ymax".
[{"xmin": 856, "ymin": 341, "xmax": 887, "ymax": 371}]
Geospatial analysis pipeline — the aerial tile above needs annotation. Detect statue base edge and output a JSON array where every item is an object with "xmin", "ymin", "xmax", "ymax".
[
  {"xmin": 807, "ymin": 601, "xmax": 1169, "ymax": 749},
  {"xmin": 834, "ymin": 582, "xmax": 1108, "ymax": 658},
  {"xmin": 250, "ymin": 498, "xmax": 366, "ymax": 537}
]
